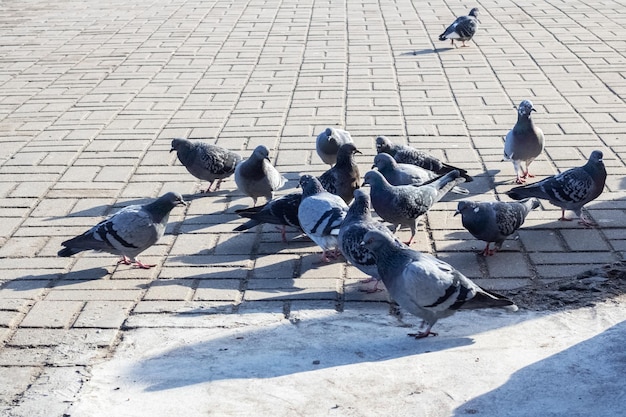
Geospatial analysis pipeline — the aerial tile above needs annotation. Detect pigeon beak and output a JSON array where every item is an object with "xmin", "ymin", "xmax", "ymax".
[
  {"xmin": 371, "ymin": 163, "xmax": 376, "ymax": 169},
  {"xmin": 355, "ymin": 149, "xmax": 362, "ymax": 155},
  {"xmin": 453, "ymin": 209, "xmax": 460, "ymax": 216},
  {"xmin": 169, "ymin": 148, "xmax": 175, "ymax": 153},
  {"xmin": 178, "ymin": 198, "xmax": 188, "ymax": 206},
  {"xmin": 359, "ymin": 240, "xmax": 366, "ymax": 247}
]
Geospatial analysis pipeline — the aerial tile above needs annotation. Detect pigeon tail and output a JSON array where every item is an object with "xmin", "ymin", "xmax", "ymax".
[
  {"xmin": 456, "ymin": 290, "xmax": 517, "ymax": 311},
  {"xmin": 58, "ymin": 246, "xmax": 83, "ymax": 257}
]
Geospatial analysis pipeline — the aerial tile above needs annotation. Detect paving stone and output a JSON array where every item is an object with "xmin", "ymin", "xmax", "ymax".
[{"xmin": 20, "ymin": 301, "xmax": 84, "ymax": 329}]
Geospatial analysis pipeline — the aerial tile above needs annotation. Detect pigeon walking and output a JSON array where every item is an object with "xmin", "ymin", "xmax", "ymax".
[
  {"xmin": 507, "ymin": 150, "xmax": 606, "ymax": 227},
  {"xmin": 360, "ymin": 229, "xmax": 517, "ymax": 338},
  {"xmin": 318, "ymin": 143, "xmax": 362, "ymax": 204},
  {"xmin": 375, "ymin": 136, "xmax": 473, "ymax": 182},
  {"xmin": 438, "ymin": 7, "xmax": 479, "ymax": 48},
  {"xmin": 363, "ymin": 169, "xmax": 464, "ymax": 245},
  {"xmin": 316, "ymin": 127, "xmax": 353, "ymax": 166},
  {"xmin": 503, "ymin": 100, "xmax": 545, "ymax": 184},
  {"xmin": 298, "ymin": 175, "xmax": 348, "ymax": 262},
  {"xmin": 455, "ymin": 198, "xmax": 540, "ymax": 256},
  {"xmin": 170, "ymin": 138, "xmax": 242, "ymax": 192},
  {"xmin": 338, "ymin": 189, "xmax": 404, "ymax": 292},
  {"xmin": 58, "ymin": 192, "xmax": 187, "ymax": 269},
  {"xmin": 235, "ymin": 145, "xmax": 287, "ymax": 206},
  {"xmin": 373, "ymin": 153, "xmax": 469, "ymax": 195},
  {"xmin": 234, "ymin": 192, "xmax": 302, "ymax": 242}
]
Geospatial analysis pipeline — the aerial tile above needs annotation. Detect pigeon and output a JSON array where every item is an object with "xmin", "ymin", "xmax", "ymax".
[
  {"xmin": 316, "ymin": 127, "xmax": 354, "ymax": 166},
  {"xmin": 170, "ymin": 138, "xmax": 242, "ymax": 192},
  {"xmin": 298, "ymin": 175, "xmax": 348, "ymax": 262},
  {"xmin": 318, "ymin": 143, "xmax": 362, "ymax": 204},
  {"xmin": 338, "ymin": 189, "xmax": 405, "ymax": 292},
  {"xmin": 507, "ymin": 150, "xmax": 606, "ymax": 227},
  {"xmin": 234, "ymin": 145, "xmax": 287, "ymax": 206},
  {"xmin": 58, "ymin": 192, "xmax": 187, "ymax": 269},
  {"xmin": 455, "ymin": 198, "xmax": 540, "ymax": 256},
  {"xmin": 375, "ymin": 136, "xmax": 473, "ymax": 182},
  {"xmin": 360, "ymin": 229, "xmax": 517, "ymax": 338},
  {"xmin": 373, "ymin": 153, "xmax": 469, "ymax": 195},
  {"xmin": 234, "ymin": 192, "xmax": 302, "ymax": 242},
  {"xmin": 438, "ymin": 7, "xmax": 479, "ymax": 48},
  {"xmin": 362, "ymin": 169, "xmax": 464, "ymax": 245},
  {"xmin": 503, "ymin": 100, "xmax": 545, "ymax": 184}
]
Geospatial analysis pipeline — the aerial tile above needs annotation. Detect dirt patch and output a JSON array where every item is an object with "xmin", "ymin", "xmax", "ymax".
[{"xmin": 503, "ymin": 261, "xmax": 626, "ymax": 311}]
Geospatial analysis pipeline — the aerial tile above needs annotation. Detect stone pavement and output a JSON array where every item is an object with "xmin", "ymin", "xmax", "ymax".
[{"xmin": 0, "ymin": 0, "xmax": 624, "ymax": 415}]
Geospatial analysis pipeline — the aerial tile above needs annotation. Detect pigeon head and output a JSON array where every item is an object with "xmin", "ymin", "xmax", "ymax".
[
  {"xmin": 375, "ymin": 136, "xmax": 393, "ymax": 154},
  {"xmin": 359, "ymin": 229, "xmax": 393, "ymax": 252},
  {"xmin": 170, "ymin": 138, "xmax": 192, "ymax": 153},
  {"xmin": 298, "ymin": 174, "xmax": 325, "ymax": 196},
  {"xmin": 588, "ymin": 150, "xmax": 603, "ymax": 163},
  {"xmin": 469, "ymin": 7, "xmax": 479, "ymax": 18},
  {"xmin": 362, "ymin": 170, "xmax": 388, "ymax": 188},
  {"xmin": 145, "ymin": 192, "xmax": 187, "ymax": 222},
  {"xmin": 336, "ymin": 143, "xmax": 361, "ymax": 162},
  {"xmin": 454, "ymin": 200, "xmax": 478, "ymax": 217},
  {"xmin": 517, "ymin": 100, "xmax": 535, "ymax": 117},
  {"xmin": 372, "ymin": 152, "xmax": 396, "ymax": 170},
  {"xmin": 251, "ymin": 145, "xmax": 271, "ymax": 161}
]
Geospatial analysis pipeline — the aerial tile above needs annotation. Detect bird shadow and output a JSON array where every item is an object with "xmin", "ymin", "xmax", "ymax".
[
  {"xmin": 452, "ymin": 320, "xmax": 626, "ymax": 416},
  {"xmin": 401, "ymin": 47, "xmax": 454, "ymax": 56},
  {"xmin": 1, "ymin": 267, "xmax": 111, "ymax": 292}
]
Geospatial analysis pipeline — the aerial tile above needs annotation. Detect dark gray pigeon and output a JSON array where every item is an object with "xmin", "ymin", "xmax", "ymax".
[
  {"xmin": 170, "ymin": 138, "xmax": 242, "ymax": 192},
  {"xmin": 234, "ymin": 192, "xmax": 302, "ymax": 242},
  {"xmin": 58, "ymin": 192, "xmax": 187, "ymax": 269},
  {"xmin": 375, "ymin": 136, "xmax": 473, "ymax": 182},
  {"xmin": 438, "ymin": 7, "xmax": 479, "ymax": 47},
  {"xmin": 455, "ymin": 198, "xmax": 540, "ymax": 256},
  {"xmin": 338, "ymin": 189, "xmax": 405, "ymax": 292},
  {"xmin": 316, "ymin": 127, "xmax": 353, "ymax": 166},
  {"xmin": 235, "ymin": 145, "xmax": 287, "ymax": 206},
  {"xmin": 373, "ymin": 153, "xmax": 469, "ymax": 195},
  {"xmin": 360, "ymin": 229, "xmax": 517, "ymax": 338},
  {"xmin": 362, "ymin": 169, "xmax": 465, "ymax": 245},
  {"xmin": 318, "ymin": 143, "xmax": 362, "ymax": 204},
  {"xmin": 503, "ymin": 100, "xmax": 545, "ymax": 184},
  {"xmin": 507, "ymin": 150, "xmax": 606, "ymax": 227},
  {"xmin": 298, "ymin": 175, "xmax": 348, "ymax": 262}
]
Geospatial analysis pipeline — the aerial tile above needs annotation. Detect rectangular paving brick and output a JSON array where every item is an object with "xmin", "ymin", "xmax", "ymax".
[{"xmin": 19, "ymin": 300, "xmax": 84, "ymax": 328}]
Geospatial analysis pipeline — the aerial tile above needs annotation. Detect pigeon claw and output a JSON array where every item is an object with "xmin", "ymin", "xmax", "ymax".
[
  {"xmin": 515, "ymin": 177, "xmax": 526, "ymax": 184},
  {"xmin": 133, "ymin": 260, "xmax": 156, "ymax": 269},
  {"xmin": 408, "ymin": 330, "xmax": 438, "ymax": 339}
]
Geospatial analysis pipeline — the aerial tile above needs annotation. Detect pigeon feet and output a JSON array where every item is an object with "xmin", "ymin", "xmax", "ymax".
[
  {"xmin": 359, "ymin": 278, "xmax": 383, "ymax": 293},
  {"xmin": 133, "ymin": 260, "xmax": 157, "ymax": 269},
  {"xmin": 118, "ymin": 257, "xmax": 156, "ymax": 269},
  {"xmin": 408, "ymin": 331, "xmax": 438, "ymax": 339},
  {"xmin": 515, "ymin": 177, "xmax": 526, "ymax": 184},
  {"xmin": 480, "ymin": 244, "xmax": 497, "ymax": 256}
]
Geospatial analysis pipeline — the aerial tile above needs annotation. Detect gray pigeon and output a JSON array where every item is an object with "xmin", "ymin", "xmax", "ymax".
[
  {"xmin": 234, "ymin": 192, "xmax": 302, "ymax": 242},
  {"xmin": 234, "ymin": 145, "xmax": 287, "ymax": 206},
  {"xmin": 298, "ymin": 175, "xmax": 348, "ymax": 262},
  {"xmin": 360, "ymin": 229, "xmax": 517, "ymax": 338},
  {"xmin": 438, "ymin": 7, "xmax": 479, "ymax": 48},
  {"xmin": 318, "ymin": 143, "xmax": 362, "ymax": 204},
  {"xmin": 373, "ymin": 153, "xmax": 469, "ymax": 195},
  {"xmin": 170, "ymin": 138, "xmax": 242, "ymax": 192},
  {"xmin": 455, "ymin": 198, "xmax": 540, "ymax": 256},
  {"xmin": 375, "ymin": 136, "xmax": 473, "ymax": 182},
  {"xmin": 58, "ymin": 192, "xmax": 187, "ymax": 269},
  {"xmin": 362, "ymin": 169, "xmax": 465, "ymax": 245},
  {"xmin": 507, "ymin": 150, "xmax": 606, "ymax": 227},
  {"xmin": 316, "ymin": 127, "xmax": 353, "ymax": 166},
  {"xmin": 503, "ymin": 100, "xmax": 545, "ymax": 184},
  {"xmin": 338, "ymin": 189, "xmax": 405, "ymax": 293}
]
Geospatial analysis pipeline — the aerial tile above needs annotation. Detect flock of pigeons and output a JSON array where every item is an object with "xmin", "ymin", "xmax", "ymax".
[{"xmin": 56, "ymin": 8, "xmax": 609, "ymax": 338}]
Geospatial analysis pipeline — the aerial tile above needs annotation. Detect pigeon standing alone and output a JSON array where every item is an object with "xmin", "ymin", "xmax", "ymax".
[
  {"xmin": 503, "ymin": 100, "xmax": 545, "ymax": 184},
  {"xmin": 170, "ymin": 138, "xmax": 242, "ymax": 193},
  {"xmin": 318, "ymin": 143, "xmax": 362, "ymax": 204},
  {"xmin": 298, "ymin": 175, "xmax": 348, "ymax": 262},
  {"xmin": 233, "ymin": 192, "xmax": 302, "ymax": 242},
  {"xmin": 316, "ymin": 127, "xmax": 353, "ymax": 166},
  {"xmin": 58, "ymin": 192, "xmax": 187, "ymax": 269},
  {"xmin": 455, "ymin": 198, "xmax": 540, "ymax": 256},
  {"xmin": 234, "ymin": 145, "xmax": 287, "ymax": 206},
  {"xmin": 375, "ymin": 136, "xmax": 473, "ymax": 182},
  {"xmin": 360, "ymin": 229, "xmax": 517, "ymax": 338},
  {"xmin": 507, "ymin": 150, "xmax": 606, "ymax": 227},
  {"xmin": 438, "ymin": 7, "xmax": 479, "ymax": 48},
  {"xmin": 363, "ymin": 169, "xmax": 464, "ymax": 245}
]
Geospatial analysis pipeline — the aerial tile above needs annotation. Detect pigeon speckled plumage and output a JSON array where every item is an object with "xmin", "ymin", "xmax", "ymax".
[
  {"xmin": 360, "ymin": 229, "xmax": 517, "ymax": 338},
  {"xmin": 316, "ymin": 127, "xmax": 353, "ymax": 166},
  {"xmin": 58, "ymin": 192, "xmax": 187, "ymax": 268},
  {"xmin": 318, "ymin": 143, "xmax": 362, "ymax": 204},
  {"xmin": 298, "ymin": 175, "xmax": 348, "ymax": 262},
  {"xmin": 455, "ymin": 198, "xmax": 540, "ymax": 256},
  {"xmin": 170, "ymin": 138, "xmax": 242, "ymax": 193},
  {"xmin": 234, "ymin": 192, "xmax": 302, "ymax": 242},
  {"xmin": 507, "ymin": 150, "xmax": 606, "ymax": 227},
  {"xmin": 503, "ymin": 100, "xmax": 545, "ymax": 184},
  {"xmin": 373, "ymin": 153, "xmax": 469, "ymax": 195},
  {"xmin": 375, "ymin": 136, "xmax": 473, "ymax": 182},
  {"xmin": 338, "ymin": 189, "xmax": 404, "ymax": 292},
  {"xmin": 363, "ymin": 169, "xmax": 465, "ymax": 245},
  {"xmin": 234, "ymin": 145, "xmax": 287, "ymax": 206},
  {"xmin": 438, "ymin": 7, "xmax": 479, "ymax": 48}
]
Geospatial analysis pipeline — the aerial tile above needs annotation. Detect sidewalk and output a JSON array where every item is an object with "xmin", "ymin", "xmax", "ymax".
[{"xmin": 0, "ymin": 0, "xmax": 625, "ymax": 416}]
